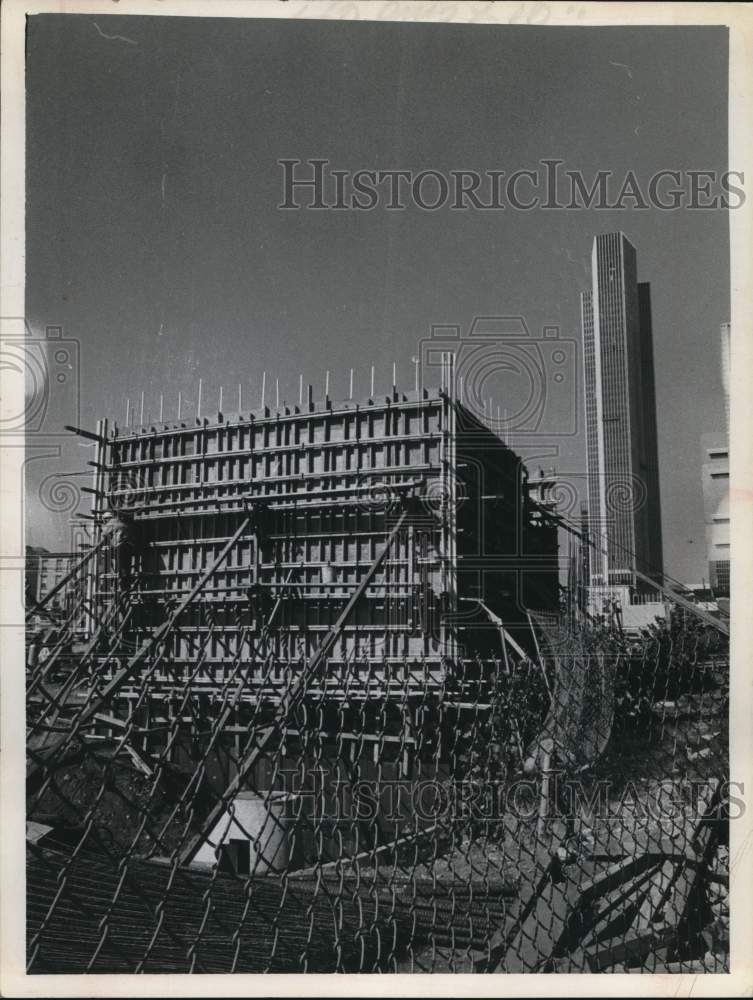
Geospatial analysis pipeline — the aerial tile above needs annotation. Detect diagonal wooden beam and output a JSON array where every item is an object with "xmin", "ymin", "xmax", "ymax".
[
  {"xmin": 64, "ymin": 423, "xmax": 106, "ymax": 443},
  {"xmin": 25, "ymin": 535, "xmax": 108, "ymax": 621}
]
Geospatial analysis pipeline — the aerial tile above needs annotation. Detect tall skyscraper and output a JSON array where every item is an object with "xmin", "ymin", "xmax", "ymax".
[{"xmin": 581, "ymin": 233, "xmax": 663, "ymax": 597}]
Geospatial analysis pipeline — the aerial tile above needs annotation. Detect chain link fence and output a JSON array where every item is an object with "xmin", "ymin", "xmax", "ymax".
[{"xmin": 26, "ymin": 557, "xmax": 729, "ymax": 974}]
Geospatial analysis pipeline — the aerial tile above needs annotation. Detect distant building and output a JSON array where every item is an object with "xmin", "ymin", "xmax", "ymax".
[
  {"xmin": 698, "ymin": 323, "xmax": 730, "ymax": 598},
  {"xmin": 698, "ymin": 323, "xmax": 730, "ymax": 597},
  {"xmin": 27, "ymin": 548, "xmax": 77, "ymax": 616},
  {"xmin": 720, "ymin": 321, "xmax": 731, "ymax": 431},
  {"xmin": 701, "ymin": 433, "xmax": 730, "ymax": 596},
  {"xmin": 580, "ymin": 233, "xmax": 664, "ymax": 608}
]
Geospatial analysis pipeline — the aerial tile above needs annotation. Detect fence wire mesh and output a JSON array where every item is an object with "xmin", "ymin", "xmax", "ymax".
[{"xmin": 26, "ymin": 553, "xmax": 729, "ymax": 975}]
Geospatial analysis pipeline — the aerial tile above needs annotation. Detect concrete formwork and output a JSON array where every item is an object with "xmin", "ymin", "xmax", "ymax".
[{"xmin": 90, "ymin": 379, "xmax": 558, "ymax": 688}]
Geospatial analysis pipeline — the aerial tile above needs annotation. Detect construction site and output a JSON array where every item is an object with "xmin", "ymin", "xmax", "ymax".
[{"xmin": 26, "ymin": 361, "xmax": 730, "ymax": 975}]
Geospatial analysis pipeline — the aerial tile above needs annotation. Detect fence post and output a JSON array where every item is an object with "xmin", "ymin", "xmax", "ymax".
[{"xmin": 537, "ymin": 741, "xmax": 553, "ymax": 839}]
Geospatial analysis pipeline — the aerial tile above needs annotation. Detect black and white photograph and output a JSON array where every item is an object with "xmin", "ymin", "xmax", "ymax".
[{"xmin": 2, "ymin": 0, "xmax": 752, "ymax": 992}]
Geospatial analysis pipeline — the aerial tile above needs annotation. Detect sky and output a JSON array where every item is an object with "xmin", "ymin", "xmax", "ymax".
[{"xmin": 25, "ymin": 15, "xmax": 730, "ymax": 583}]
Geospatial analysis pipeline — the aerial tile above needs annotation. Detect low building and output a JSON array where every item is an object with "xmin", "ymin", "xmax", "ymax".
[
  {"xmin": 701, "ymin": 432, "xmax": 730, "ymax": 597},
  {"xmin": 26, "ymin": 547, "xmax": 77, "ymax": 617}
]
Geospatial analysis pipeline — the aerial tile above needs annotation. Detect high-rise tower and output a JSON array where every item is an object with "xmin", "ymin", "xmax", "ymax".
[{"xmin": 581, "ymin": 233, "xmax": 663, "ymax": 596}]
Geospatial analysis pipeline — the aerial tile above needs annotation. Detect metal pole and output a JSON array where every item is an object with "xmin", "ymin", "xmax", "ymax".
[
  {"xmin": 197, "ymin": 378, "xmax": 202, "ymax": 419},
  {"xmin": 537, "ymin": 745, "xmax": 553, "ymax": 839}
]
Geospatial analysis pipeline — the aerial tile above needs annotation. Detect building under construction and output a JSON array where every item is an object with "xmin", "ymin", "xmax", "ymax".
[
  {"xmin": 88, "ymin": 367, "xmax": 557, "ymax": 659},
  {"xmin": 35, "ymin": 363, "xmax": 558, "ymax": 805}
]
